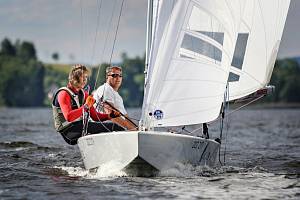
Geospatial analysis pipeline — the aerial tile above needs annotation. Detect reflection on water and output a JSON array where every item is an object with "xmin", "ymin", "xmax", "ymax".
[{"xmin": 0, "ymin": 108, "xmax": 299, "ymax": 199}]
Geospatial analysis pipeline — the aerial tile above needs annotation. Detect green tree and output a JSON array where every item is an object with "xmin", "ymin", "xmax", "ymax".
[
  {"xmin": 52, "ymin": 52, "xmax": 59, "ymax": 62},
  {"xmin": 17, "ymin": 41, "xmax": 37, "ymax": 60},
  {"xmin": 0, "ymin": 38, "xmax": 16, "ymax": 56},
  {"xmin": 0, "ymin": 56, "xmax": 45, "ymax": 107},
  {"xmin": 269, "ymin": 59, "xmax": 300, "ymax": 103},
  {"xmin": 0, "ymin": 38, "xmax": 44, "ymax": 107},
  {"xmin": 120, "ymin": 52, "xmax": 145, "ymax": 107}
]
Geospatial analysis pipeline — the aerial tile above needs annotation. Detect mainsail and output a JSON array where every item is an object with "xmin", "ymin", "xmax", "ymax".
[{"xmin": 140, "ymin": 0, "xmax": 290, "ymax": 129}]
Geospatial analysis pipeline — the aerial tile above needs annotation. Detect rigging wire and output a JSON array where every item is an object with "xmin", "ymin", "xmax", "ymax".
[
  {"xmin": 77, "ymin": 0, "xmax": 118, "ymax": 134},
  {"xmin": 223, "ymin": 82, "xmax": 230, "ymax": 165},
  {"xmin": 90, "ymin": 0, "xmax": 103, "ymax": 66},
  {"xmin": 216, "ymin": 86, "xmax": 266, "ymax": 165},
  {"xmin": 227, "ymin": 95, "xmax": 265, "ymax": 116},
  {"xmin": 80, "ymin": 0, "xmax": 84, "ymax": 62},
  {"xmin": 93, "ymin": 0, "xmax": 118, "ymax": 91},
  {"xmin": 108, "ymin": 0, "xmax": 125, "ymax": 66},
  {"xmin": 218, "ymin": 82, "xmax": 229, "ymax": 166},
  {"xmin": 94, "ymin": 0, "xmax": 125, "ymax": 126},
  {"xmin": 90, "ymin": 0, "xmax": 128, "ymax": 133}
]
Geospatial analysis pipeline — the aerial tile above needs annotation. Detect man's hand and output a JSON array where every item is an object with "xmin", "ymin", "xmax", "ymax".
[
  {"xmin": 85, "ymin": 95, "xmax": 95, "ymax": 108},
  {"xmin": 109, "ymin": 110, "xmax": 121, "ymax": 118}
]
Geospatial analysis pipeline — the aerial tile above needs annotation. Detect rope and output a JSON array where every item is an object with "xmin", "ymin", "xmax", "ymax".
[
  {"xmin": 227, "ymin": 95, "xmax": 265, "ymax": 116},
  {"xmin": 93, "ymin": 0, "xmax": 125, "ymax": 122},
  {"xmin": 218, "ymin": 83, "xmax": 228, "ymax": 166},
  {"xmin": 223, "ymin": 97, "xmax": 230, "ymax": 165},
  {"xmin": 78, "ymin": 0, "xmax": 127, "ymax": 135},
  {"xmin": 223, "ymin": 83, "xmax": 230, "ymax": 165},
  {"xmin": 90, "ymin": 0, "xmax": 103, "ymax": 65},
  {"xmin": 93, "ymin": 0, "xmax": 118, "ymax": 91},
  {"xmin": 216, "ymin": 87, "xmax": 265, "ymax": 165},
  {"xmin": 108, "ymin": 0, "xmax": 125, "ymax": 66},
  {"xmin": 80, "ymin": 0, "xmax": 84, "ymax": 62}
]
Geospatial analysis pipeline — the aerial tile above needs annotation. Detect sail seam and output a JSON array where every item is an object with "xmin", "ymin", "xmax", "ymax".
[
  {"xmin": 257, "ymin": 0, "xmax": 268, "ymax": 71},
  {"xmin": 155, "ymin": 104, "xmax": 221, "ymax": 121},
  {"xmin": 162, "ymin": 79, "xmax": 227, "ymax": 84},
  {"xmin": 157, "ymin": 95, "xmax": 226, "ymax": 104},
  {"xmin": 172, "ymin": 58, "xmax": 228, "ymax": 73}
]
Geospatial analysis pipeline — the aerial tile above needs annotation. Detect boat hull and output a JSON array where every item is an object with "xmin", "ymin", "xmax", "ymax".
[{"xmin": 78, "ymin": 131, "xmax": 220, "ymax": 176}]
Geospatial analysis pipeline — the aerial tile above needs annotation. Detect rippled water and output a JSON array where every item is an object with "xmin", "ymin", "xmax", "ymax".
[{"xmin": 0, "ymin": 108, "xmax": 299, "ymax": 199}]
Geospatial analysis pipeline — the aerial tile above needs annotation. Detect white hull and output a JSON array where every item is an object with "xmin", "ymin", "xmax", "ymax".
[{"xmin": 78, "ymin": 131, "xmax": 220, "ymax": 176}]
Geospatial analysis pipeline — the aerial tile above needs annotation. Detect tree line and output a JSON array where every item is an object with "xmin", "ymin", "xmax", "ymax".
[
  {"xmin": 0, "ymin": 38, "xmax": 44, "ymax": 106},
  {"xmin": 0, "ymin": 38, "xmax": 299, "ymax": 107}
]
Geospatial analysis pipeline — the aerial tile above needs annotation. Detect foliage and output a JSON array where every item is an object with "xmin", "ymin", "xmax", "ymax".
[
  {"xmin": 0, "ymin": 55, "xmax": 44, "ymax": 107},
  {"xmin": 43, "ymin": 63, "xmax": 71, "ymax": 105},
  {"xmin": 119, "ymin": 53, "xmax": 145, "ymax": 107},
  {"xmin": 16, "ymin": 41, "xmax": 37, "ymax": 61},
  {"xmin": 1, "ymin": 37, "xmax": 300, "ymax": 107},
  {"xmin": 0, "ymin": 38, "xmax": 16, "ymax": 56},
  {"xmin": 52, "ymin": 52, "xmax": 59, "ymax": 61},
  {"xmin": 268, "ymin": 59, "xmax": 300, "ymax": 102},
  {"xmin": 0, "ymin": 39, "xmax": 43, "ymax": 107}
]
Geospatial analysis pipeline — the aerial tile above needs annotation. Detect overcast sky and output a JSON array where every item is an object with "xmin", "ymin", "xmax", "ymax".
[{"xmin": 0, "ymin": 0, "xmax": 299, "ymax": 65}]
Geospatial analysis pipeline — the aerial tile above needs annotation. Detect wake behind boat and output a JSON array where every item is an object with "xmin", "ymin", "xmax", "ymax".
[{"xmin": 78, "ymin": 131, "xmax": 219, "ymax": 176}]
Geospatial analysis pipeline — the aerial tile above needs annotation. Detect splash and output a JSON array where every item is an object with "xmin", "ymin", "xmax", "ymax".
[
  {"xmin": 159, "ymin": 163, "xmax": 220, "ymax": 177},
  {"xmin": 53, "ymin": 161, "xmax": 128, "ymax": 179},
  {"xmin": 158, "ymin": 163, "xmax": 271, "ymax": 177}
]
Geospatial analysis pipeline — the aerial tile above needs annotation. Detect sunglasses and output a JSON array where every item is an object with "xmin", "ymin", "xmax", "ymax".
[{"xmin": 108, "ymin": 73, "xmax": 123, "ymax": 78}]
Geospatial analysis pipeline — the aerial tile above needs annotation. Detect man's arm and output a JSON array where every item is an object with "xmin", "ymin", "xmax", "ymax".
[
  {"xmin": 103, "ymin": 102, "xmax": 137, "ymax": 131},
  {"xmin": 110, "ymin": 116, "xmax": 137, "ymax": 131}
]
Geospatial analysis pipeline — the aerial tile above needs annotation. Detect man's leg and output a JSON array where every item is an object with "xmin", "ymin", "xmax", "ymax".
[{"xmin": 88, "ymin": 122, "xmax": 125, "ymax": 134}]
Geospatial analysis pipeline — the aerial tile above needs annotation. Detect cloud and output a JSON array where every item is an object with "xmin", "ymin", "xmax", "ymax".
[{"xmin": 0, "ymin": 0, "xmax": 299, "ymax": 64}]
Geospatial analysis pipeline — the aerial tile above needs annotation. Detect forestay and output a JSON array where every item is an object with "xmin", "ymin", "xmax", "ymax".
[
  {"xmin": 227, "ymin": 0, "xmax": 290, "ymax": 101},
  {"xmin": 141, "ymin": 0, "xmax": 243, "ymax": 128}
]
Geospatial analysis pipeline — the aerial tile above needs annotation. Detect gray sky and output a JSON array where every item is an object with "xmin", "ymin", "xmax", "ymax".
[{"xmin": 0, "ymin": 0, "xmax": 299, "ymax": 64}]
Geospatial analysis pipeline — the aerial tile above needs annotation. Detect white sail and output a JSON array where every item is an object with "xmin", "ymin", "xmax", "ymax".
[
  {"xmin": 141, "ymin": 0, "xmax": 243, "ymax": 128},
  {"xmin": 227, "ymin": 0, "xmax": 290, "ymax": 101}
]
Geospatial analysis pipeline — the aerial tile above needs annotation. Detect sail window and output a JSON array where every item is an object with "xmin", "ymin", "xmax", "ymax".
[
  {"xmin": 181, "ymin": 34, "xmax": 222, "ymax": 62},
  {"xmin": 197, "ymin": 31, "xmax": 224, "ymax": 45},
  {"xmin": 228, "ymin": 72, "xmax": 240, "ymax": 82},
  {"xmin": 231, "ymin": 33, "xmax": 249, "ymax": 69}
]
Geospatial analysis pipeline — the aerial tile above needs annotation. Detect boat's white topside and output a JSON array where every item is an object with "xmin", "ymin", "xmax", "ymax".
[
  {"xmin": 80, "ymin": 130, "xmax": 219, "ymax": 144},
  {"xmin": 78, "ymin": 131, "xmax": 220, "ymax": 174}
]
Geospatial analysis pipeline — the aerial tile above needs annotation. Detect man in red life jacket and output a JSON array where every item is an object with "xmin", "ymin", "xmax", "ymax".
[{"xmin": 52, "ymin": 64, "xmax": 123, "ymax": 145}]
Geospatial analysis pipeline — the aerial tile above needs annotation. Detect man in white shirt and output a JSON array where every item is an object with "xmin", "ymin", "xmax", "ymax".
[{"xmin": 93, "ymin": 66, "xmax": 137, "ymax": 130}]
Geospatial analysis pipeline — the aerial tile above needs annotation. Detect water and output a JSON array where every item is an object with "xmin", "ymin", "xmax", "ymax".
[{"xmin": 0, "ymin": 108, "xmax": 299, "ymax": 199}]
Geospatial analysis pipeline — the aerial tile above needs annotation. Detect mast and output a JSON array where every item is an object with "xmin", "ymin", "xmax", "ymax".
[
  {"xmin": 145, "ymin": 0, "xmax": 153, "ymax": 73},
  {"xmin": 139, "ymin": 0, "xmax": 153, "ymax": 130}
]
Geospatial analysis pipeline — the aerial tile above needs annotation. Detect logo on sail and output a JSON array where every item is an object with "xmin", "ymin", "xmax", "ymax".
[{"xmin": 153, "ymin": 110, "xmax": 163, "ymax": 120}]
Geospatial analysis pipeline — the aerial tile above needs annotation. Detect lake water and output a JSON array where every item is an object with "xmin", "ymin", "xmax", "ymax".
[{"xmin": 0, "ymin": 108, "xmax": 299, "ymax": 199}]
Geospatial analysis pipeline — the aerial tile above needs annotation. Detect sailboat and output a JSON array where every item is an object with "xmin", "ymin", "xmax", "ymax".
[{"xmin": 78, "ymin": 0, "xmax": 290, "ymax": 176}]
